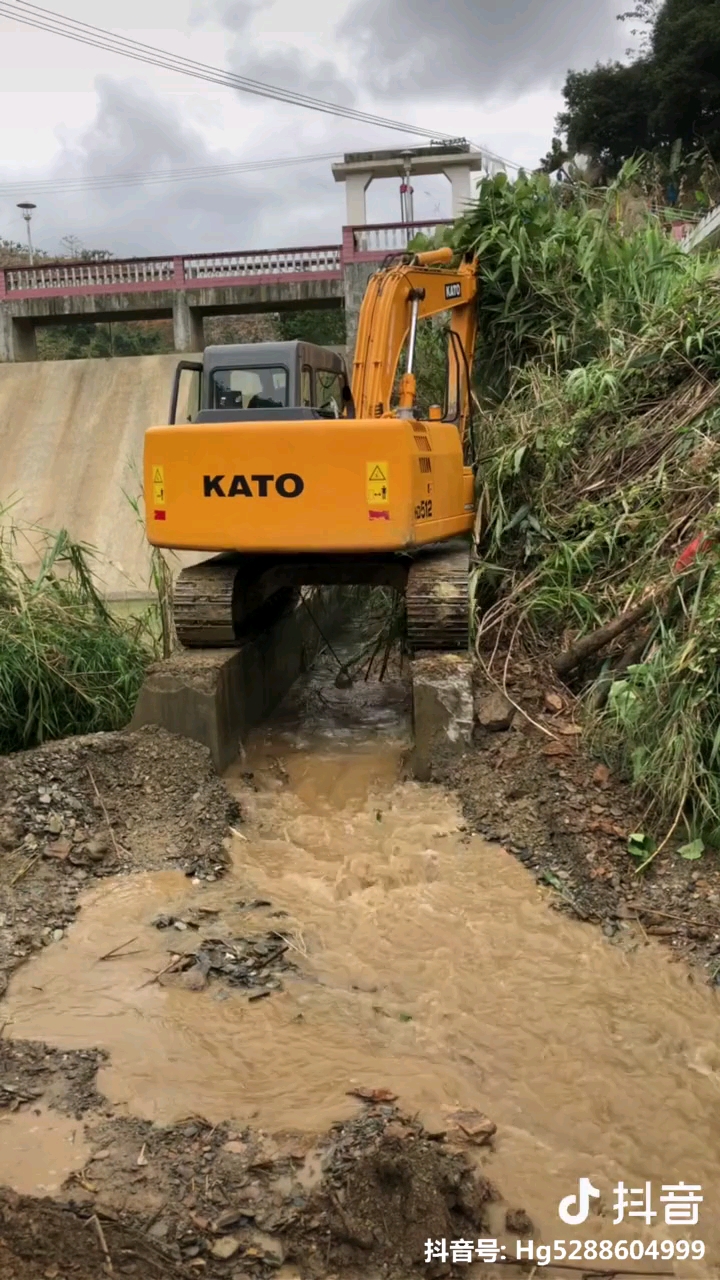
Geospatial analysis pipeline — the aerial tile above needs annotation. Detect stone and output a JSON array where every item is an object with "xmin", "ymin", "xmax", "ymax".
[
  {"xmin": 210, "ymin": 1236, "xmax": 241, "ymax": 1260},
  {"xmin": 243, "ymin": 1233, "xmax": 285, "ymax": 1266},
  {"xmin": 45, "ymin": 839, "xmax": 71, "ymax": 860},
  {"xmin": 86, "ymin": 835, "xmax": 109, "ymax": 860},
  {"xmin": 52, "ymin": 928, "xmax": 64, "ymax": 942},
  {"xmin": 419, "ymin": 1111, "xmax": 447, "ymax": 1140},
  {"xmin": 506, "ymin": 1208, "xmax": 534, "ymax": 1235},
  {"xmin": 476, "ymin": 691, "xmax": 515, "ymax": 732},
  {"xmin": 448, "ymin": 1109, "xmax": 497, "ymax": 1146}
]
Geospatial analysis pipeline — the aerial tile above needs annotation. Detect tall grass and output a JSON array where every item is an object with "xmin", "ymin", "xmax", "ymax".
[
  {"xmin": 0, "ymin": 517, "xmax": 156, "ymax": 753},
  {"xmin": 439, "ymin": 162, "xmax": 720, "ymax": 840}
]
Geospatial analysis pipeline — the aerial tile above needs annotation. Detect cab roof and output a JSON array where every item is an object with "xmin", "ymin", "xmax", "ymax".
[{"xmin": 203, "ymin": 341, "xmax": 345, "ymax": 371}]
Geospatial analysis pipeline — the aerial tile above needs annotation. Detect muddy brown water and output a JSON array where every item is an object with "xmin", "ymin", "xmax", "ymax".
[{"xmin": 2, "ymin": 667, "xmax": 720, "ymax": 1272}]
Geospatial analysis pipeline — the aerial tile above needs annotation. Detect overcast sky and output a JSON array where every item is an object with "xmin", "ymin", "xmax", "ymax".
[{"xmin": 0, "ymin": 0, "xmax": 627, "ymax": 259}]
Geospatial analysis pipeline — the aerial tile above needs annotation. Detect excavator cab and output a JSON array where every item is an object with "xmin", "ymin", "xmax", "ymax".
[
  {"xmin": 144, "ymin": 247, "xmax": 478, "ymax": 650},
  {"xmin": 168, "ymin": 342, "xmax": 350, "ymax": 425}
]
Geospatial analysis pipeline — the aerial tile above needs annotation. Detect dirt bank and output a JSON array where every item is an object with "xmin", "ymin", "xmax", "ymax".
[
  {"xmin": 0, "ymin": 1099, "xmax": 511, "ymax": 1279},
  {"xmin": 435, "ymin": 661, "xmax": 720, "ymax": 980},
  {"xmin": 0, "ymin": 725, "xmax": 239, "ymax": 993}
]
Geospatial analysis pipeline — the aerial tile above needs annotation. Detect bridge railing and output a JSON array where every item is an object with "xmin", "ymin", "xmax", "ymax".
[
  {"xmin": 1, "ymin": 245, "xmax": 343, "ymax": 297},
  {"xmin": 3, "ymin": 256, "xmax": 177, "ymax": 293},
  {"xmin": 346, "ymin": 220, "xmax": 455, "ymax": 259},
  {"xmin": 0, "ymin": 221, "xmax": 456, "ymax": 299},
  {"xmin": 182, "ymin": 245, "xmax": 342, "ymax": 279}
]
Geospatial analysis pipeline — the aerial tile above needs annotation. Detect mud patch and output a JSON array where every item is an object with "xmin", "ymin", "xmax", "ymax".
[
  {"xmin": 293, "ymin": 1108, "xmax": 502, "ymax": 1277},
  {"xmin": 0, "ymin": 1100, "xmax": 511, "ymax": 1279},
  {"xmin": 0, "ymin": 1189, "xmax": 186, "ymax": 1279},
  {"xmin": 0, "ymin": 1040, "xmax": 104, "ymax": 1118},
  {"xmin": 436, "ymin": 662, "xmax": 720, "ymax": 978},
  {"xmin": 0, "ymin": 726, "xmax": 240, "ymax": 990}
]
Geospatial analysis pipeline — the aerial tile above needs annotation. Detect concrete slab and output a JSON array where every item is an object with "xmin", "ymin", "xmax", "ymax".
[
  {"xmin": 130, "ymin": 589, "xmax": 341, "ymax": 771},
  {"xmin": 409, "ymin": 652, "xmax": 474, "ymax": 781}
]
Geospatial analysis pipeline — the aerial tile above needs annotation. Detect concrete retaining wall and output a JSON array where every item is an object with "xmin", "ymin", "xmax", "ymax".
[
  {"xmin": 410, "ymin": 652, "xmax": 474, "ymax": 781},
  {"xmin": 130, "ymin": 589, "xmax": 342, "ymax": 770},
  {"xmin": 0, "ymin": 352, "xmax": 203, "ymax": 592}
]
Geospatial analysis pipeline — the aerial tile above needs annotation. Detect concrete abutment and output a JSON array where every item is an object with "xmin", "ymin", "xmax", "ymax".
[{"xmin": 130, "ymin": 589, "xmax": 344, "ymax": 771}]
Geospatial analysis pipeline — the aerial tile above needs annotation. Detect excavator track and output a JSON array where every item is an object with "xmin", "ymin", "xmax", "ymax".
[
  {"xmin": 173, "ymin": 561, "xmax": 238, "ymax": 647},
  {"xmin": 405, "ymin": 542, "xmax": 471, "ymax": 652},
  {"xmin": 173, "ymin": 557, "xmax": 298, "ymax": 648}
]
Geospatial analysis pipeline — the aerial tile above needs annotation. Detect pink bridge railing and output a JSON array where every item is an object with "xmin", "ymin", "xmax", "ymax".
[{"xmin": 0, "ymin": 221, "xmax": 455, "ymax": 302}]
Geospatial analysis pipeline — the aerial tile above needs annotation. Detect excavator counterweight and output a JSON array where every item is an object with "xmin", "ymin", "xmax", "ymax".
[{"xmin": 144, "ymin": 248, "xmax": 478, "ymax": 651}]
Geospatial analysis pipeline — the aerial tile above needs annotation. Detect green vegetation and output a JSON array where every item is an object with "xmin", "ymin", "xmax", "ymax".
[
  {"xmin": 548, "ymin": 0, "xmax": 720, "ymax": 186},
  {"xmin": 0, "ymin": 518, "xmax": 159, "ymax": 754},
  {"xmin": 277, "ymin": 307, "xmax": 346, "ymax": 347},
  {"xmin": 36, "ymin": 320, "xmax": 173, "ymax": 361},
  {"xmin": 417, "ymin": 165, "xmax": 720, "ymax": 842}
]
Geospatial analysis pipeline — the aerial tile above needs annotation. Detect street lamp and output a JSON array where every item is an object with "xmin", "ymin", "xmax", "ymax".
[{"xmin": 17, "ymin": 202, "xmax": 36, "ymax": 266}]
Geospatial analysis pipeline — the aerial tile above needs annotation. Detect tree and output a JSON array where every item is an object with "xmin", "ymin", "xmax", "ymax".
[
  {"xmin": 556, "ymin": 61, "xmax": 653, "ymax": 173},
  {"xmin": 617, "ymin": 0, "xmax": 662, "ymax": 55},
  {"xmin": 551, "ymin": 0, "xmax": 720, "ymax": 174},
  {"xmin": 537, "ymin": 137, "xmax": 569, "ymax": 174},
  {"xmin": 277, "ymin": 307, "xmax": 346, "ymax": 347},
  {"xmin": 650, "ymin": 0, "xmax": 720, "ymax": 154}
]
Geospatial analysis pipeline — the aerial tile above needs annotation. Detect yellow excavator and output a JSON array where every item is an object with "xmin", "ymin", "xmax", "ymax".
[{"xmin": 144, "ymin": 245, "xmax": 478, "ymax": 651}]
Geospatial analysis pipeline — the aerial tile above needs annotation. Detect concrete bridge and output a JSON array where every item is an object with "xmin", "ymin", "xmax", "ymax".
[
  {"xmin": 0, "ymin": 219, "xmax": 453, "ymax": 362},
  {"xmin": 0, "ymin": 142, "xmax": 484, "ymax": 362}
]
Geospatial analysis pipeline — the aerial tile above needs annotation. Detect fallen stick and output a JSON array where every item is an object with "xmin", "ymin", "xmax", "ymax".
[
  {"xmin": 587, "ymin": 628, "xmax": 652, "ymax": 712},
  {"xmin": 554, "ymin": 597, "xmax": 660, "ymax": 677},
  {"xmin": 624, "ymin": 902, "xmax": 693, "ymax": 925},
  {"xmin": 10, "ymin": 853, "xmax": 39, "ymax": 886},
  {"xmin": 87, "ymin": 1213, "xmax": 114, "ymax": 1274},
  {"xmin": 488, "ymin": 1259, "xmax": 673, "ymax": 1278},
  {"xmin": 98, "ymin": 936, "xmax": 139, "ymax": 962},
  {"xmin": 137, "ymin": 954, "xmax": 182, "ymax": 989},
  {"xmin": 87, "ymin": 767, "xmax": 122, "ymax": 861}
]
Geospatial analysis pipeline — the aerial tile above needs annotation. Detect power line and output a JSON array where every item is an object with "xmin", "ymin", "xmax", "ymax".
[
  {"xmin": 0, "ymin": 149, "xmax": 341, "ymax": 197},
  {"xmin": 0, "ymin": 0, "xmax": 521, "ymax": 172}
]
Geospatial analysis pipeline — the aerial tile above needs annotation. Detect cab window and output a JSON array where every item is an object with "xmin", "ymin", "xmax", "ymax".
[
  {"xmin": 300, "ymin": 366, "xmax": 313, "ymax": 407},
  {"xmin": 210, "ymin": 365, "xmax": 288, "ymax": 410},
  {"xmin": 316, "ymin": 369, "xmax": 344, "ymax": 417}
]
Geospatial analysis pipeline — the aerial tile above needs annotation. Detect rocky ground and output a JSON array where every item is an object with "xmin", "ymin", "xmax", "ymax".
[
  {"xmin": 0, "ymin": 1032, "xmax": 518, "ymax": 1279},
  {"xmin": 2, "ymin": 671, "xmax": 720, "ymax": 1278},
  {"xmin": 0, "ymin": 726, "xmax": 240, "ymax": 995},
  {"xmin": 435, "ymin": 657, "xmax": 720, "ymax": 981}
]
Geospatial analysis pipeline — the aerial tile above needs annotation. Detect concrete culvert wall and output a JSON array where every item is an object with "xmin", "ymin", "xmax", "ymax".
[{"xmin": 0, "ymin": 353, "xmax": 200, "ymax": 594}]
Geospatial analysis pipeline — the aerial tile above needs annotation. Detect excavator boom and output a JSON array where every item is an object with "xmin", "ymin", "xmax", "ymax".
[{"xmin": 352, "ymin": 247, "xmax": 477, "ymax": 441}]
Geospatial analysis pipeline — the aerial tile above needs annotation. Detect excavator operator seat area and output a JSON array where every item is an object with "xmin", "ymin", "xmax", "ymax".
[
  {"xmin": 169, "ymin": 340, "xmax": 349, "ymax": 426},
  {"xmin": 211, "ymin": 365, "xmax": 288, "ymax": 411}
]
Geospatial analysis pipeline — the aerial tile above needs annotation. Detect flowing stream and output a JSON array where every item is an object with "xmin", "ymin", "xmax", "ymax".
[{"xmin": 2, "ymin": 661, "xmax": 720, "ymax": 1273}]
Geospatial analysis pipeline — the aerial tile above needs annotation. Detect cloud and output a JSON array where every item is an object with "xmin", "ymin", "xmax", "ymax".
[
  {"xmin": 338, "ymin": 0, "xmax": 626, "ymax": 100},
  {"xmin": 17, "ymin": 77, "xmax": 278, "ymax": 256},
  {"xmin": 65, "ymin": 75, "xmax": 214, "ymax": 175},
  {"xmin": 226, "ymin": 44, "xmax": 355, "ymax": 107},
  {"xmin": 203, "ymin": 0, "xmax": 356, "ymax": 109}
]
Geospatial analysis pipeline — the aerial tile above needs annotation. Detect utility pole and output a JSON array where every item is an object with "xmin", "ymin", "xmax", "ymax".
[{"xmin": 17, "ymin": 202, "xmax": 36, "ymax": 266}]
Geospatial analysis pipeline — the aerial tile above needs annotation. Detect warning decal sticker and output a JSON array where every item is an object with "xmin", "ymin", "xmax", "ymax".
[
  {"xmin": 366, "ymin": 461, "xmax": 389, "ymax": 506},
  {"xmin": 152, "ymin": 464, "xmax": 166, "ymax": 514}
]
